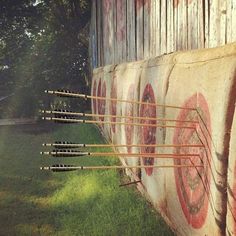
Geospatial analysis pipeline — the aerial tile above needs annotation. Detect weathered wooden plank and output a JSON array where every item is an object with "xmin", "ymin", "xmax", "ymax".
[
  {"xmin": 198, "ymin": 0, "xmax": 204, "ymax": 48},
  {"xmin": 192, "ymin": 0, "xmax": 199, "ymax": 49},
  {"xmin": 89, "ymin": 0, "xmax": 96, "ymax": 69},
  {"xmin": 113, "ymin": 0, "xmax": 117, "ymax": 63},
  {"xmin": 127, "ymin": 0, "xmax": 136, "ymax": 61},
  {"xmin": 166, "ymin": 0, "xmax": 174, "ymax": 53},
  {"xmin": 209, "ymin": 0, "xmax": 219, "ymax": 48},
  {"xmin": 110, "ymin": 0, "xmax": 115, "ymax": 64},
  {"xmin": 219, "ymin": 0, "xmax": 227, "ymax": 46},
  {"xmin": 177, "ymin": 0, "xmax": 181, "ymax": 50},
  {"xmin": 160, "ymin": 0, "xmax": 167, "ymax": 54},
  {"xmin": 187, "ymin": 0, "xmax": 199, "ymax": 50},
  {"xmin": 166, "ymin": 0, "xmax": 170, "ymax": 53},
  {"xmin": 136, "ymin": 0, "xmax": 144, "ymax": 60},
  {"xmin": 187, "ymin": 0, "xmax": 191, "ymax": 49},
  {"xmin": 182, "ymin": 0, "xmax": 188, "ymax": 50},
  {"xmin": 173, "ymin": 0, "xmax": 178, "ymax": 51},
  {"xmin": 231, "ymin": 0, "xmax": 236, "ymax": 41},
  {"xmin": 116, "ymin": 0, "xmax": 126, "ymax": 63},
  {"xmin": 104, "ymin": 0, "xmax": 115, "ymax": 65},
  {"xmin": 150, "ymin": 0, "xmax": 156, "ymax": 57},
  {"xmin": 226, "ymin": 0, "xmax": 232, "ymax": 43},
  {"xmin": 103, "ymin": 0, "xmax": 107, "ymax": 64},
  {"xmin": 155, "ymin": 0, "xmax": 161, "ymax": 55},
  {"xmin": 96, "ymin": 0, "xmax": 103, "ymax": 66},
  {"xmin": 204, "ymin": 0, "xmax": 210, "ymax": 48},
  {"xmin": 143, "ymin": 0, "xmax": 151, "ymax": 59},
  {"xmin": 122, "ymin": 0, "xmax": 127, "ymax": 62}
]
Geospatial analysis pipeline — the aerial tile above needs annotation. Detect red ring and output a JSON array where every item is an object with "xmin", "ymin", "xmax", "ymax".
[
  {"xmin": 140, "ymin": 83, "xmax": 156, "ymax": 176},
  {"xmin": 173, "ymin": 93, "xmax": 211, "ymax": 229}
]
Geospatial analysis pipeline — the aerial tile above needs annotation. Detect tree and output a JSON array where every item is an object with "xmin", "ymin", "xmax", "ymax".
[{"xmin": 0, "ymin": 0, "xmax": 91, "ymax": 118}]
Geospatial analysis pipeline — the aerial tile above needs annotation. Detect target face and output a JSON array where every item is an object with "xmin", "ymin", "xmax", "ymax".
[
  {"xmin": 110, "ymin": 75, "xmax": 117, "ymax": 133},
  {"xmin": 173, "ymin": 93, "xmax": 211, "ymax": 229},
  {"xmin": 140, "ymin": 83, "xmax": 156, "ymax": 176},
  {"xmin": 97, "ymin": 79, "xmax": 106, "ymax": 125},
  {"xmin": 125, "ymin": 84, "xmax": 135, "ymax": 153},
  {"xmin": 92, "ymin": 80, "xmax": 97, "ymax": 114}
]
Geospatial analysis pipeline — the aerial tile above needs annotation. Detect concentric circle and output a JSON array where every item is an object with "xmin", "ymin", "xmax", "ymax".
[
  {"xmin": 173, "ymin": 93, "xmax": 211, "ymax": 229},
  {"xmin": 140, "ymin": 83, "xmax": 156, "ymax": 176}
]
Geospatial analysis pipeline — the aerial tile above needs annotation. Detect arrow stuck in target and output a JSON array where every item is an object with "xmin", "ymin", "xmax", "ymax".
[
  {"xmin": 44, "ymin": 90, "xmax": 197, "ymax": 111},
  {"xmin": 40, "ymin": 109, "xmax": 199, "ymax": 124},
  {"xmin": 40, "ymin": 150, "xmax": 200, "ymax": 159},
  {"xmin": 40, "ymin": 164, "xmax": 204, "ymax": 172},
  {"xmin": 41, "ymin": 116, "xmax": 197, "ymax": 130},
  {"xmin": 42, "ymin": 142, "xmax": 204, "ymax": 149}
]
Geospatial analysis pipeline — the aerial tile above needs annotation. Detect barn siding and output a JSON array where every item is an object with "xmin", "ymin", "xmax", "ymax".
[{"xmin": 90, "ymin": 0, "xmax": 236, "ymax": 69}]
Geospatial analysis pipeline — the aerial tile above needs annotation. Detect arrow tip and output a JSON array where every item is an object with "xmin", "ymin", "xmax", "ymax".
[{"xmin": 40, "ymin": 167, "xmax": 50, "ymax": 170}]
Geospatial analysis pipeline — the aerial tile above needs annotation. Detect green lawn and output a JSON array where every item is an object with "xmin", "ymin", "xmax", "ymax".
[{"xmin": 0, "ymin": 123, "xmax": 174, "ymax": 236}]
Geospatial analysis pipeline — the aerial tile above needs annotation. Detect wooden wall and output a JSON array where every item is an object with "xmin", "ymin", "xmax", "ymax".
[{"xmin": 89, "ymin": 0, "xmax": 236, "ymax": 69}]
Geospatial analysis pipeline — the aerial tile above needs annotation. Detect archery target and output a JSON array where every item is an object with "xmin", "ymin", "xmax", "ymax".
[
  {"xmin": 139, "ymin": 55, "xmax": 175, "ymax": 210},
  {"xmin": 119, "ymin": 61, "xmax": 144, "ymax": 173},
  {"xmin": 173, "ymin": 93, "xmax": 211, "ymax": 229},
  {"xmin": 164, "ymin": 44, "xmax": 236, "ymax": 235}
]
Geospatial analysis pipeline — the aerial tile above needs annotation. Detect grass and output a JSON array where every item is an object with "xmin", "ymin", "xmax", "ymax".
[{"xmin": 0, "ymin": 123, "xmax": 174, "ymax": 236}]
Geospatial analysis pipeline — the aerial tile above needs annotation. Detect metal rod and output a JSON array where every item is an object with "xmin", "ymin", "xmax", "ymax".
[
  {"xmin": 40, "ymin": 164, "xmax": 204, "ymax": 172},
  {"xmin": 40, "ymin": 151, "xmax": 199, "ymax": 159},
  {"xmin": 42, "ymin": 117, "xmax": 196, "ymax": 130},
  {"xmin": 41, "ymin": 110, "xmax": 198, "ymax": 124},
  {"xmin": 45, "ymin": 90, "xmax": 196, "ymax": 111},
  {"xmin": 42, "ymin": 142, "xmax": 204, "ymax": 148}
]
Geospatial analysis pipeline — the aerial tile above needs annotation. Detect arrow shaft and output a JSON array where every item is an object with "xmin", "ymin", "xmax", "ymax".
[
  {"xmin": 42, "ymin": 110, "xmax": 198, "ymax": 124},
  {"xmin": 45, "ymin": 90, "xmax": 196, "ymax": 111},
  {"xmin": 41, "ymin": 164, "xmax": 204, "ymax": 171},
  {"xmin": 42, "ymin": 143, "xmax": 204, "ymax": 148},
  {"xmin": 40, "ymin": 151, "xmax": 199, "ymax": 159},
  {"xmin": 42, "ymin": 117, "xmax": 196, "ymax": 130}
]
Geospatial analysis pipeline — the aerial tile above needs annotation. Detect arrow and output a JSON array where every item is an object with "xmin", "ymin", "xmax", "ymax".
[
  {"xmin": 42, "ymin": 142, "xmax": 204, "ymax": 149},
  {"xmin": 40, "ymin": 109, "xmax": 198, "ymax": 124},
  {"xmin": 42, "ymin": 116, "xmax": 196, "ymax": 130},
  {"xmin": 45, "ymin": 90, "xmax": 196, "ymax": 111},
  {"xmin": 40, "ymin": 150, "xmax": 200, "ymax": 159},
  {"xmin": 40, "ymin": 164, "xmax": 204, "ymax": 172}
]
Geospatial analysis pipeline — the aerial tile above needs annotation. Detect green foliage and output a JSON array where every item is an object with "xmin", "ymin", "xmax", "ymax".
[
  {"xmin": 0, "ymin": 124, "xmax": 174, "ymax": 236},
  {"xmin": 0, "ymin": 0, "xmax": 92, "ymax": 118}
]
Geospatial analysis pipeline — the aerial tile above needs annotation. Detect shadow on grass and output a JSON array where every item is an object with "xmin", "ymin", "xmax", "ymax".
[{"xmin": 0, "ymin": 123, "xmax": 174, "ymax": 236}]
